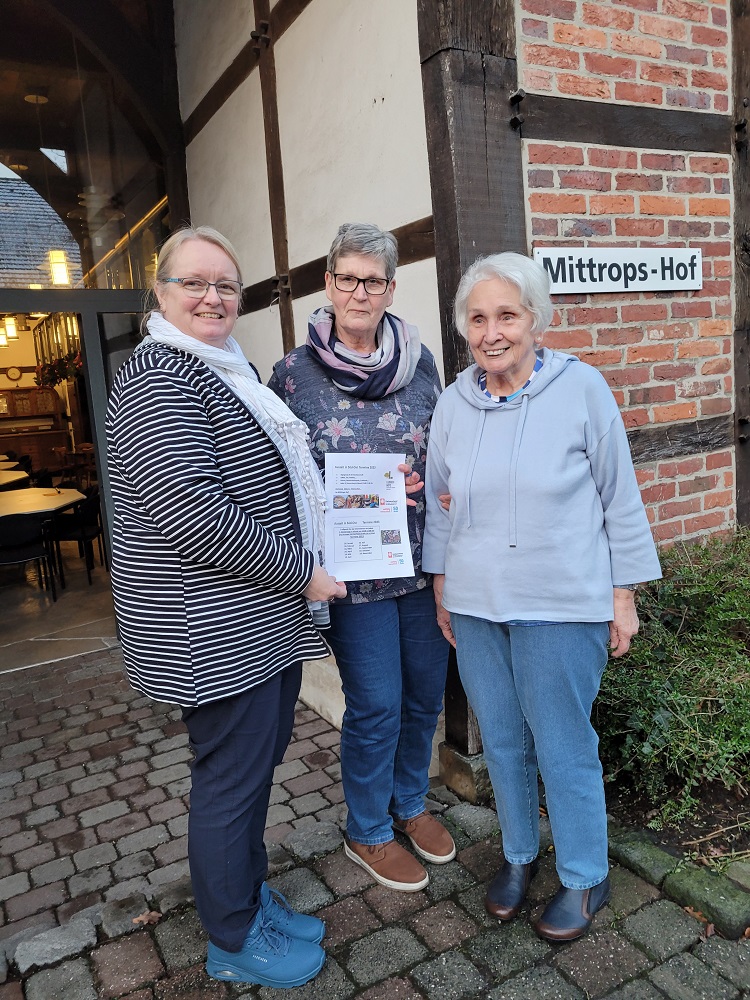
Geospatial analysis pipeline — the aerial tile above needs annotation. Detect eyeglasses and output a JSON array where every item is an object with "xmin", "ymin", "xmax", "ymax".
[
  {"xmin": 332, "ymin": 273, "xmax": 390, "ymax": 295},
  {"xmin": 162, "ymin": 277, "xmax": 242, "ymax": 299}
]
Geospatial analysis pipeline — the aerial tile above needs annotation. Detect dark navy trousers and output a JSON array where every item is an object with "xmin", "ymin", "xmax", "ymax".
[{"xmin": 182, "ymin": 662, "xmax": 302, "ymax": 951}]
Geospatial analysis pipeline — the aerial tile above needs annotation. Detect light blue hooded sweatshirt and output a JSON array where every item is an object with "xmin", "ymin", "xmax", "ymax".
[{"xmin": 423, "ymin": 348, "xmax": 662, "ymax": 623}]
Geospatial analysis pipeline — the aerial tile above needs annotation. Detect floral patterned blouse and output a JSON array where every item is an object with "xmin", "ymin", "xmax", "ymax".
[{"xmin": 268, "ymin": 344, "xmax": 442, "ymax": 604}]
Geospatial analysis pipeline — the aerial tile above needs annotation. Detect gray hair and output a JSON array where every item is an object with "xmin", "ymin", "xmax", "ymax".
[
  {"xmin": 142, "ymin": 225, "xmax": 243, "ymax": 332},
  {"xmin": 326, "ymin": 223, "xmax": 399, "ymax": 281},
  {"xmin": 454, "ymin": 252, "xmax": 553, "ymax": 339}
]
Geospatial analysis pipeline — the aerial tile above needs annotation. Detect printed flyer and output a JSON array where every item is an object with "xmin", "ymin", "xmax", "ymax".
[{"xmin": 324, "ymin": 452, "xmax": 414, "ymax": 582}]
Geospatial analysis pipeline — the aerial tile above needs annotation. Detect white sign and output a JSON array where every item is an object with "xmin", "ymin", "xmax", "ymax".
[
  {"xmin": 324, "ymin": 452, "xmax": 414, "ymax": 582},
  {"xmin": 533, "ymin": 247, "xmax": 703, "ymax": 294}
]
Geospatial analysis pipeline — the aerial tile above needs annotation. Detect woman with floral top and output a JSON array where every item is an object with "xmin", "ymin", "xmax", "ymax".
[{"xmin": 269, "ymin": 222, "xmax": 453, "ymax": 892}]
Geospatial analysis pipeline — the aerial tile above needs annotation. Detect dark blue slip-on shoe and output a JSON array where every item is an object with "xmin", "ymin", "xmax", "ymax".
[
  {"xmin": 534, "ymin": 875, "xmax": 611, "ymax": 942},
  {"xmin": 485, "ymin": 859, "xmax": 539, "ymax": 921}
]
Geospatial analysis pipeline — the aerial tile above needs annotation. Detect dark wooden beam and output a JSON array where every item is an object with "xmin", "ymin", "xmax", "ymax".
[
  {"xmin": 627, "ymin": 415, "xmax": 734, "ymax": 465},
  {"xmin": 419, "ymin": 1, "xmax": 525, "ymax": 387},
  {"xmin": 184, "ymin": 0, "xmax": 314, "ymax": 146},
  {"xmin": 520, "ymin": 94, "xmax": 731, "ymax": 154},
  {"xmin": 183, "ymin": 41, "xmax": 260, "ymax": 146},
  {"xmin": 732, "ymin": 0, "xmax": 750, "ymax": 525},
  {"xmin": 254, "ymin": 0, "xmax": 294, "ymax": 354}
]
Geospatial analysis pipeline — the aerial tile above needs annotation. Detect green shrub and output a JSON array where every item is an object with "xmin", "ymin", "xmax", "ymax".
[{"xmin": 596, "ymin": 527, "xmax": 750, "ymax": 827}]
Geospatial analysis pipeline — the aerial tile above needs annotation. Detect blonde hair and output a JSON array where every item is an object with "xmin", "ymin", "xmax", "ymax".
[{"xmin": 142, "ymin": 225, "xmax": 243, "ymax": 332}]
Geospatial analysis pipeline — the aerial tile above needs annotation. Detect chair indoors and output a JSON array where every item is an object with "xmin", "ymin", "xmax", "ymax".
[
  {"xmin": 0, "ymin": 514, "xmax": 57, "ymax": 601},
  {"xmin": 50, "ymin": 491, "xmax": 107, "ymax": 587}
]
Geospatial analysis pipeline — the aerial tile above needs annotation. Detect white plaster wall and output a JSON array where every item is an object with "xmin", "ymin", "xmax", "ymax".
[
  {"xmin": 275, "ymin": 0, "xmax": 433, "ymax": 270},
  {"xmin": 291, "ymin": 257, "xmax": 445, "ymax": 380},
  {"xmin": 234, "ymin": 306, "xmax": 285, "ymax": 384},
  {"xmin": 173, "ymin": 0, "xmax": 255, "ymax": 119},
  {"xmin": 185, "ymin": 75, "xmax": 276, "ymax": 286}
]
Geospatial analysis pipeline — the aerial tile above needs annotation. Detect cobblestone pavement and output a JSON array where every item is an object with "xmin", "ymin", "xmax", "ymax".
[{"xmin": 1, "ymin": 647, "xmax": 750, "ymax": 999}]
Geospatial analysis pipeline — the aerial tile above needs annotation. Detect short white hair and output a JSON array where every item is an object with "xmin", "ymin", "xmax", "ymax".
[{"xmin": 454, "ymin": 253, "xmax": 554, "ymax": 339}]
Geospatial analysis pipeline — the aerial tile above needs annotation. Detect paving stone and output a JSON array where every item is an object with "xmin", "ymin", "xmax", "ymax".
[
  {"xmin": 649, "ymin": 952, "xmax": 739, "ymax": 1000},
  {"xmin": 348, "ymin": 926, "xmax": 428, "ymax": 987},
  {"xmin": 457, "ymin": 838, "xmax": 503, "ymax": 882},
  {"xmin": 594, "ymin": 982, "xmax": 664, "ymax": 1000},
  {"xmin": 153, "ymin": 909, "xmax": 207, "ymax": 971},
  {"xmin": 269, "ymin": 785, "xmax": 290, "ymax": 806},
  {"xmin": 468, "ymin": 921, "xmax": 550, "ymax": 981},
  {"xmin": 14, "ymin": 917, "xmax": 97, "ymax": 974},
  {"xmin": 0, "ymin": 873, "xmax": 29, "ymax": 901},
  {"xmin": 113, "ymin": 850, "xmax": 157, "ymax": 881},
  {"xmin": 283, "ymin": 822, "xmax": 343, "ymax": 861},
  {"xmin": 69, "ymin": 866, "xmax": 113, "ymax": 897},
  {"xmin": 315, "ymin": 896, "xmax": 381, "ymax": 947},
  {"xmin": 291, "ymin": 791, "xmax": 330, "ymax": 816},
  {"xmin": 117, "ymin": 824, "xmax": 169, "ymax": 857},
  {"xmin": 444, "ymin": 803, "xmax": 500, "ymax": 842},
  {"xmin": 147, "ymin": 859, "xmax": 191, "ymax": 888},
  {"xmin": 152, "ymin": 876, "xmax": 194, "ymax": 915},
  {"xmin": 25, "ymin": 957, "xmax": 97, "ymax": 1000},
  {"xmin": 427, "ymin": 785, "xmax": 461, "ymax": 807},
  {"xmin": 455, "ymin": 884, "xmax": 501, "ymax": 929},
  {"xmin": 362, "ymin": 884, "xmax": 428, "ymax": 922},
  {"xmin": 74, "ymin": 841, "xmax": 118, "ymax": 872},
  {"xmin": 78, "ymin": 800, "xmax": 129, "ymax": 828},
  {"xmin": 409, "ymin": 900, "xmax": 479, "ymax": 952},
  {"xmin": 694, "ymin": 938, "xmax": 750, "ymax": 990},
  {"xmin": 608, "ymin": 865, "xmax": 662, "ymax": 916},
  {"xmin": 273, "ymin": 759, "xmax": 308, "ymax": 783},
  {"xmin": 663, "ymin": 866, "xmax": 750, "ymax": 939},
  {"xmin": 621, "ymin": 899, "xmax": 702, "ymax": 961},
  {"xmin": 91, "ymin": 933, "xmax": 166, "ymax": 998},
  {"xmin": 152, "ymin": 963, "xmax": 226, "ymax": 998},
  {"xmin": 266, "ymin": 803, "xmax": 295, "ymax": 827},
  {"xmin": 728, "ymin": 862, "xmax": 750, "ymax": 893},
  {"xmin": 554, "ymin": 929, "xmax": 652, "ymax": 998},
  {"xmin": 356, "ymin": 977, "xmax": 423, "ymax": 1000},
  {"xmin": 268, "ymin": 868, "xmax": 334, "ymax": 915},
  {"xmin": 608, "ymin": 830, "xmax": 680, "ymax": 886},
  {"xmin": 105, "ymin": 876, "xmax": 152, "ymax": 901},
  {"xmin": 424, "ymin": 860, "xmax": 476, "ymax": 901},
  {"xmin": 283, "ymin": 770, "xmax": 333, "ymax": 797},
  {"xmin": 30, "ymin": 856, "xmax": 75, "ymax": 887},
  {"xmin": 302, "ymin": 748, "xmax": 338, "ymax": 771},
  {"xmin": 526, "ymin": 853, "xmax": 564, "ymax": 905},
  {"xmin": 6, "ymin": 882, "xmax": 67, "ymax": 921},
  {"xmin": 0, "ymin": 983, "xmax": 21, "ymax": 999},
  {"xmin": 99, "ymin": 893, "xmax": 149, "ymax": 937},
  {"xmin": 266, "ymin": 842, "xmax": 294, "ymax": 878},
  {"xmin": 487, "ymin": 964, "xmax": 585, "ymax": 999},
  {"xmin": 410, "ymin": 949, "xmax": 488, "ymax": 998}
]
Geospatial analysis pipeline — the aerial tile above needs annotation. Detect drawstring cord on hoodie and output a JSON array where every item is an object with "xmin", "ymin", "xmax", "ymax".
[{"xmin": 508, "ymin": 394, "xmax": 530, "ymax": 547}]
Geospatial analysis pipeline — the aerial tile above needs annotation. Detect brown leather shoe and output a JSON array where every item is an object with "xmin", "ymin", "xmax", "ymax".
[
  {"xmin": 393, "ymin": 812, "xmax": 457, "ymax": 864},
  {"xmin": 344, "ymin": 838, "xmax": 429, "ymax": 891}
]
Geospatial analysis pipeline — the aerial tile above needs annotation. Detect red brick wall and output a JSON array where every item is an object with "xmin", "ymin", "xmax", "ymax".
[
  {"xmin": 524, "ymin": 139, "xmax": 735, "ymax": 542},
  {"xmin": 519, "ymin": 0, "xmax": 730, "ymax": 114},
  {"xmin": 517, "ymin": 1, "xmax": 735, "ymax": 543}
]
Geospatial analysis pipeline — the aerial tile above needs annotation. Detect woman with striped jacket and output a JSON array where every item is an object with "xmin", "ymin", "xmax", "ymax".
[{"xmin": 106, "ymin": 226, "xmax": 344, "ymax": 990}]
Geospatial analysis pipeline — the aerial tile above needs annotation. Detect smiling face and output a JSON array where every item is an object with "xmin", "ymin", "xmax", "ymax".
[
  {"xmin": 156, "ymin": 239, "xmax": 240, "ymax": 347},
  {"xmin": 466, "ymin": 277, "xmax": 540, "ymax": 397},
  {"xmin": 324, "ymin": 253, "xmax": 394, "ymax": 352}
]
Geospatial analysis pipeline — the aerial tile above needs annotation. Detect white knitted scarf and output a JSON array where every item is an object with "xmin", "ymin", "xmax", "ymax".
[{"xmin": 144, "ymin": 313, "xmax": 327, "ymax": 614}]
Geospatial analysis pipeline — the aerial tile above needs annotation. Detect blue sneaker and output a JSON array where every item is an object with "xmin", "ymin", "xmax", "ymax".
[
  {"xmin": 260, "ymin": 881, "xmax": 325, "ymax": 943},
  {"xmin": 206, "ymin": 909, "xmax": 325, "ymax": 987}
]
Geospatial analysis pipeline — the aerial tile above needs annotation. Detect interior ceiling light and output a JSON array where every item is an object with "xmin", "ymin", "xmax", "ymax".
[
  {"xmin": 4, "ymin": 317, "xmax": 18, "ymax": 340},
  {"xmin": 9, "ymin": 161, "xmax": 28, "ymax": 172},
  {"xmin": 0, "ymin": 330, "xmax": 7, "ymax": 348},
  {"xmin": 24, "ymin": 90, "xmax": 49, "ymax": 105},
  {"xmin": 49, "ymin": 250, "xmax": 70, "ymax": 286}
]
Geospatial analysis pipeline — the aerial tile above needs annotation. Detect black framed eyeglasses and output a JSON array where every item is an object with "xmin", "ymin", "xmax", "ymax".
[
  {"xmin": 162, "ymin": 277, "xmax": 242, "ymax": 299},
  {"xmin": 332, "ymin": 273, "xmax": 390, "ymax": 295}
]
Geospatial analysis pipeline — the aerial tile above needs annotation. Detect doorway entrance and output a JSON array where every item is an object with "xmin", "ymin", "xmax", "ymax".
[{"xmin": 0, "ymin": 287, "xmax": 143, "ymax": 539}]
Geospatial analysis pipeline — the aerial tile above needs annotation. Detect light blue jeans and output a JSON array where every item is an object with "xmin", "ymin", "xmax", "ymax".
[
  {"xmin": 450, "ymin": 615, "xmax": 610, "ymax": 889},
  {"xmin": 328, "ymin": 587, "xmax": 449, "ymax": 844}
]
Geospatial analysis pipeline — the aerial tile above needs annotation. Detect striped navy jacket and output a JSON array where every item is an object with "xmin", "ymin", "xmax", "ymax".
[{"xmin": 106, "ymin": 341, "xmax": 329, "ymax": 706}]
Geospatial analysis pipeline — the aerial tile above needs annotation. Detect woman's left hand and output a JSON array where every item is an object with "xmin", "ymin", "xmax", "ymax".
[
  {"xmin": 399, "ymin": 463, "xmax": 423, "ymax": 508},
  {"xmin": 609, "ymin": 588, "xmax": 639, "ymax": 658}
]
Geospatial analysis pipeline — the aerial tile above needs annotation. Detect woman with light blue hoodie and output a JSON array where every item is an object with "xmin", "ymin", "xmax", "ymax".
[{"xmin": 423, "ymin": 252, "xmax": 661, "ymax": 943}]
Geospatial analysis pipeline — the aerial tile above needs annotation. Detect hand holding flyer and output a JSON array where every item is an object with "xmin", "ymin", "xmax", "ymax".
[{"xmin": 324, "ymin": 453, "xmax": 415, "ymax": 582}]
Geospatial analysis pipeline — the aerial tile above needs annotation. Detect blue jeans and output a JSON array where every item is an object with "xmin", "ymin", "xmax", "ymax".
[
  {"xmin": 328, "ymin": 587, "xmax": 449, "ymax": 844},
  {"xmin": 451, "ymin": 616, "xmax": 609, "ymax": 889}
]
